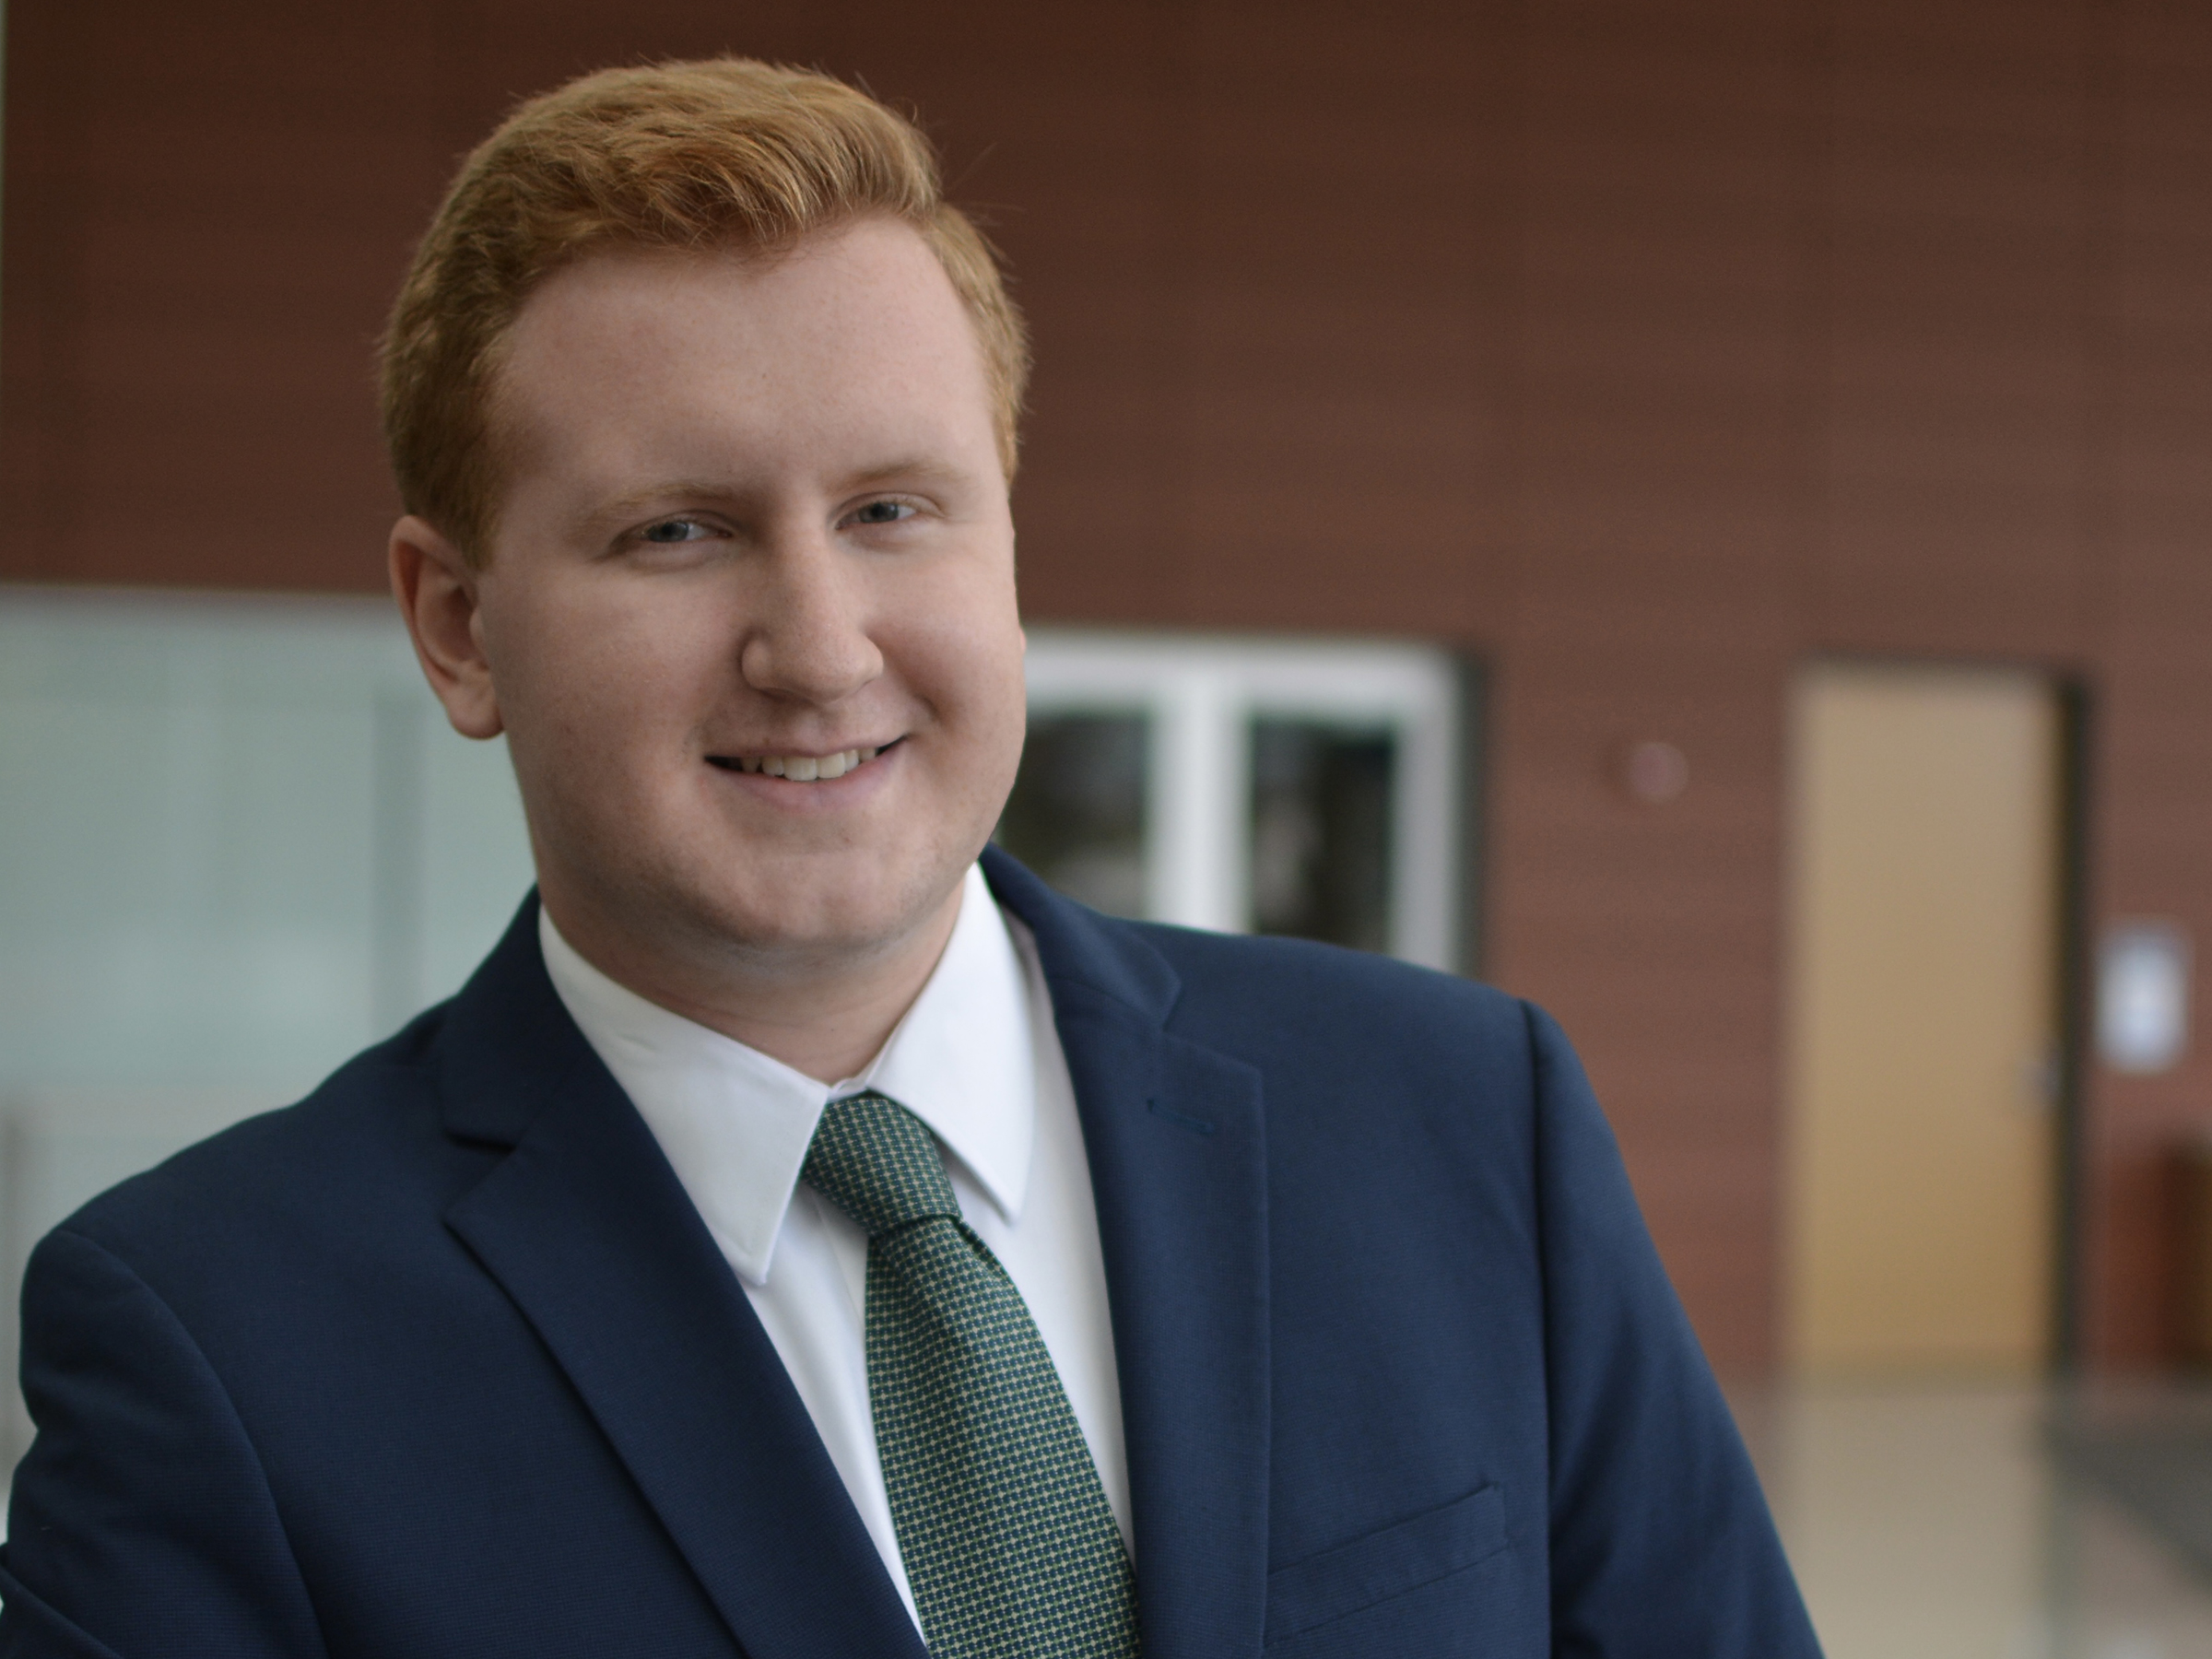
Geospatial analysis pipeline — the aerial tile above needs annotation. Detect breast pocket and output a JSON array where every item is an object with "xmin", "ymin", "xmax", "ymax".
[{"xmin": 1263, "ymin": 1483, "xmax": 1509, "ymax": 1646}]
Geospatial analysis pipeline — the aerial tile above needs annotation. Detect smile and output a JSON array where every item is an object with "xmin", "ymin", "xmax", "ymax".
[{"xmin": 708, "ymin": 744, "xmax": 888, "ymax": 782}]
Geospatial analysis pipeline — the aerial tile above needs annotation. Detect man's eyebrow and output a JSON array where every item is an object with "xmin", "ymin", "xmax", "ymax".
[
  {"xmin": 589, "ymin": 460, "xmax": 968, "ymax": 510},
  {"xmin": 838, "ymin": 457, "xmax": 971, "ymax": 493}
]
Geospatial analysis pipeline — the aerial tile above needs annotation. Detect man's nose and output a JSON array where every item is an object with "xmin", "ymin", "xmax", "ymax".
[{"xmin": 736, "ymin": 528, "xmax": 885, "ymax": 706}]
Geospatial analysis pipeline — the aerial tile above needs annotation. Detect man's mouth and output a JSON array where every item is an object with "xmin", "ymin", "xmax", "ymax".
[{"xmin": 706, "ymin": 741, "xmax": 893, "ymax": 782}]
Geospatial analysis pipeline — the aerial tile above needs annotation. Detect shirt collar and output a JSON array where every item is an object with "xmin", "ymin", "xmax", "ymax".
[
  {"xmin": 537, "ymin": 863, "xmax": 1036, "ymax": 1287},
  {"xmin": 868, "ymin": 863, "xmax": 1036, "ymax": 1227}
]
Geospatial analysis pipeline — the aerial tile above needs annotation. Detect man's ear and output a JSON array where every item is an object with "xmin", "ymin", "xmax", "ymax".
[{"xmin": 389, "ymin": 515, "xmax": 504, "ymax": 740}]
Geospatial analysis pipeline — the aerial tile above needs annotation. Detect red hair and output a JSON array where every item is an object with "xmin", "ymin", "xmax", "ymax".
[{"xmin": 379, "ymin": 58, "xmax": 1030, "ymax": 562}]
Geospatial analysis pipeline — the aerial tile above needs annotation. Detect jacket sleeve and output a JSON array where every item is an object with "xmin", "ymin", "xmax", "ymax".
[
  {"xmin": 1525, "ymin": 1001, "xmax": 1824, "ymax": 1657},
  {"xmin": 0, "ymin": 1226, "xmax": 326, "ymax": 1659}
]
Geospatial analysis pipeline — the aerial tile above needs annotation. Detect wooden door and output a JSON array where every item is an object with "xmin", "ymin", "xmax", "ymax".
[{"xmin": 1785, "ymin": 664, "xmax": 2063, "ymax": 1374}]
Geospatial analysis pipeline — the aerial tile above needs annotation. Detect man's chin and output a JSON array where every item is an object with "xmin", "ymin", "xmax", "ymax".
[{"xmin": 684, "ymin": 870, "xmax": 961, "ymax": 971}]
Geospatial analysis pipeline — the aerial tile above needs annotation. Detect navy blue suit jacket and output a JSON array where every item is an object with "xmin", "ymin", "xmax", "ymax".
[{"xmin": 0, "ymin": 848, "xmax": 1818, "ymax": 1656}]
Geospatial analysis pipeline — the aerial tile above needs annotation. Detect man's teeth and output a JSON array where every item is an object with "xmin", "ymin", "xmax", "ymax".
[{"xmin": 737, "ymin": 747, "xmax": 878, "ymax": 782}]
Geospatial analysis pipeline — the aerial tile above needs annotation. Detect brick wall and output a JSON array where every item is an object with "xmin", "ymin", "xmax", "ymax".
[{"xmin": 9, "ymin": 0, "xmax": 2212, "ymax": 1371}]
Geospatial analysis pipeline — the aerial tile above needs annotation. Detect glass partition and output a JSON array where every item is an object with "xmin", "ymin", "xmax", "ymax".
[{"xmin": 0, "ymin": 591, "xmax": 536, "ymax": 1465}]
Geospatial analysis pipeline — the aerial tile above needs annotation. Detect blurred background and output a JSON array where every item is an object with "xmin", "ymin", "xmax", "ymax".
[{"xmin": 6, "ymin": 0, "xmax": 2212, "ymax": 1650}]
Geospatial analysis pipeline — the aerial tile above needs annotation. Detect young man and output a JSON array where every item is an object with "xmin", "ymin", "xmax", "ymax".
[{"xmin": 0, "ymin": 60, "xmax": 1819, "ymax": 1658}]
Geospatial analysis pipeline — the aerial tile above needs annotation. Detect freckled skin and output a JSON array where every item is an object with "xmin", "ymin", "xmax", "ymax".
[{"xmin": 389, "ymin": 219, "xmax": 1027, "ymax": 1078}]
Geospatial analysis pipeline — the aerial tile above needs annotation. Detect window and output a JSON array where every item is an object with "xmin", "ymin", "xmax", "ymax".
[{"xmin": 1000, "ymin": 631, "xmax": 1476, "ymax": 971}]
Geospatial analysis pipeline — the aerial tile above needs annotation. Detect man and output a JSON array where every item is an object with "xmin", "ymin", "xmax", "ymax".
[{"xmin": 0, "ymin": 58, "xmax": 1819, "ymax": 1658}]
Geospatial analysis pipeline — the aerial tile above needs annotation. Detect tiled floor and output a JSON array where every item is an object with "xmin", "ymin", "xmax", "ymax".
[{"xmin": 1736, "ymin": 1384, "xmax": 2212, "ymax": 1658}]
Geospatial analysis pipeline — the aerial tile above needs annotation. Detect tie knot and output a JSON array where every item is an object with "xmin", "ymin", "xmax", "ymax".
[{"xmin": 803, "ymin": 1091, "xmax": 960, "ymax": 1239}]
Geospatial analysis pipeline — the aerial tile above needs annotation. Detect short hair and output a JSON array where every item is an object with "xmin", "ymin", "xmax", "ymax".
[{"xmin": 379, "ymin": 58, "xmax": 1030, "ymax": 564}]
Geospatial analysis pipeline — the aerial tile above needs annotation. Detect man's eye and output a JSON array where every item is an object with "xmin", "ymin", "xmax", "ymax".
[
  {"xmin": 851, "ymin": 500, "xmax": 915, "ymax": 526},
  {"xmin": 639, "ymin": 518, "xmax": 712, "ymax": 545}
]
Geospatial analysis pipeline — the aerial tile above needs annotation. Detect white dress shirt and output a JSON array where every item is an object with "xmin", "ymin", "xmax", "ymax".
[{"xmin": 538, "ymin": 864, "xmax": 1130, "ymax": 1632}]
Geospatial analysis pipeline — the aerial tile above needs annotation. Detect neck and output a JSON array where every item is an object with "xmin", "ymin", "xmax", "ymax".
[{"xmin": 540, "ymin": 879, "xmax": 967, "ymax": 1084}]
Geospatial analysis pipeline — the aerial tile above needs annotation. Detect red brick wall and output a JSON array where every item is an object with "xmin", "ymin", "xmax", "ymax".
[{"xmin": 9, "ymin": 0, "xmax": 2212, "ymax": 1372}]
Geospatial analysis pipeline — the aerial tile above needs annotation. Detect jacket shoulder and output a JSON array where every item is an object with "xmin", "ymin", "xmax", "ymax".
[
  {"xmin": 1127, "ymin": 922, "xmax": 1532, "ymax": 1058},
  {"xmin": 984, "ymin": 844, "xmax": 1529, "ymax": 1057},
  {"xmin": 54, "ymin": 1004, "xmax": 487, "ymax": 1274}
]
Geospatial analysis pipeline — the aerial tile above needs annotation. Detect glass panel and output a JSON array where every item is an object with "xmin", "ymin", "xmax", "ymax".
[
  {"xmin": 0, "ymin": 596, "xmax": 538, "ymax": 1465},
  {"xmin": 996, "ymin": 712, "xmax": 1149, "ymax": 919},
  {"xmin": 0, "ymin": 602, "xmax": 535, "ymax": 1094},
  {"xmin": 1249, "ymin": 718, "xmax": 1395, "ymax": 953}
]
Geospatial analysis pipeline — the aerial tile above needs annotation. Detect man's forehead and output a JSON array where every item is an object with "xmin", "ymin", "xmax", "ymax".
[
  {"xmin": 506, "ymin": 222, "xmax": 959, "ymax": 364},
  {"xmin": 517, "ymin": 233, "xmax": 970, "ymax": 382},
  {"xmin": 491, "ymin": 223, "xmax": 993, "ymax": 481}
]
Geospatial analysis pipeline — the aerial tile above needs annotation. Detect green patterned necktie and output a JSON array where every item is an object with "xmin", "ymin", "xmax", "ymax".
[{"xmin": 802, "ymin": 1090, "xmax": 1140, "ymax": 1659}]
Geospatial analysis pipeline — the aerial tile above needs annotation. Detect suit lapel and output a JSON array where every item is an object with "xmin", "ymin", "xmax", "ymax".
[
  {"xmin": 434, "ymin": 901, "xmax": 926, "ymax": 1659},
  {"xmin": 983, "ymin": 850, "xmax": 1273, "ymax": 1659},
  {"xmin": 433, "ymin": 866, "xmax": 1274, "ymax": 1659}
]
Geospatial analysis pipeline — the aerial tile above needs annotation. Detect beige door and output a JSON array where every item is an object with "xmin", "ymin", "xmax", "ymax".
[{"xmin": 1784, "ymin": 663, "xmax": 2063, "ymax": 1375}]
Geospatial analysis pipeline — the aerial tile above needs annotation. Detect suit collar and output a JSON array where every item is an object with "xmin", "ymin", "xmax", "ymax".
[
  {"xmin": 979, "ymin": 844, "xmax": 1182, "ymax": 1026},
  {"xmin": 532, "ymin": 863, "xmax": 1036, "ymax": 1287},
  {"xmin": 431, "ymin": 892, "xmax": 577, "ymax": 1147},
  {"xmin": 535, "ymin": 902, "xmax": 829, "ymax": 1286},
  {"xmin": 436, "ymin": 860, "xmax": 1186, "ymax": 1147},
  {"xmin": 429, "ymin": 896, "xmax": 926, "ymax": 1659},
  {"xmin": 982, "ymin": 848, "xmax": 1273, "ymax": 1659}
]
